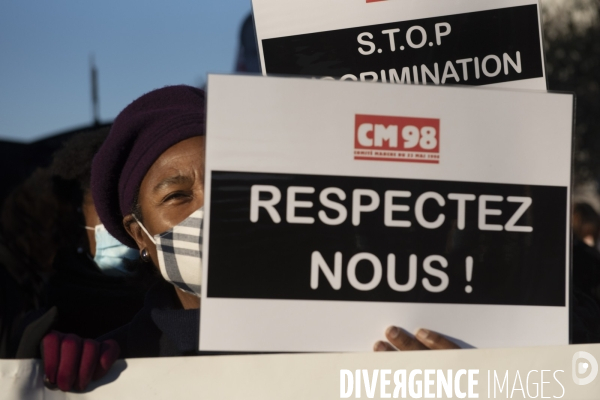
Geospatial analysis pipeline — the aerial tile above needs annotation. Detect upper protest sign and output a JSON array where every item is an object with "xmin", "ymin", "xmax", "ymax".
[
  {"xmin": 200, "ymin": 75, "xmax": 572, "ymax": 353},
  {"xmin": 252, "ymin": 0, "xmax": 546, "ymax": 90}
]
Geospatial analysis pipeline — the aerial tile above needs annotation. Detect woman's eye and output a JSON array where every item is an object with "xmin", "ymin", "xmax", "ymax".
[{"xmin": 163, "ymin": 192, "xmax": 191, "ymax": 202}]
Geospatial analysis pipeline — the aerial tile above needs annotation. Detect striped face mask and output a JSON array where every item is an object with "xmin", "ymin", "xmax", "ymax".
[{"xmin": 135, "ymin": 207, "xmax": 203, "ymax": 297}]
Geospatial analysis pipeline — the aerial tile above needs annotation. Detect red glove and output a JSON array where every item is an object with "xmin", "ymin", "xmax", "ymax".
[{"xmin": 42, "ymin": 331, "xmax": 120, "ymax": 391}]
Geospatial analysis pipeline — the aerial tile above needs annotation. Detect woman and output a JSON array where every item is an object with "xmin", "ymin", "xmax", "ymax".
[
  {"xmin": 45, "ymin": 130, "xmax": 148, "ymax": 339},
  {"xmin": 43, "ymin": 85, "xmax": 458, "ymax": 391}
]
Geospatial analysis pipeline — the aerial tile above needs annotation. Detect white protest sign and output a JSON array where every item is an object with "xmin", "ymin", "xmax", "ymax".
[
  {"xmin": 200, "ymin": 74, "xmax": 572, "ymax": 352},
  {"xmin": 5, "ymin": 344, "xmax": 600, "ymax": 399},
  {"xmin": 252, "ymin": 0, "xmax": 546, "ymax": 90}
]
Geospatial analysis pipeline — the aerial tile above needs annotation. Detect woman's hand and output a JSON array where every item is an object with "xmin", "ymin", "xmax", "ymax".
[
  {"xmin": 374, "ymin": 326, "xmax": 460, "ymax": 351},
  {"xmin": 42, "ymin": 331, "xmax": 120, "ymax": 391}
]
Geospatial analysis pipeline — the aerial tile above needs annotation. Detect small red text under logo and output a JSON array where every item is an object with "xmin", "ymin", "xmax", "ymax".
[{"xmin": 354, "ymin": 114, "xmax": 440, "ymax": 164}]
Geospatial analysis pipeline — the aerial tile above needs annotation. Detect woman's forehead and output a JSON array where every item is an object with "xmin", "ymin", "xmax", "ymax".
[{"xmin": 142, "ymin": 137, "xmax": 205, "ymax": 191}]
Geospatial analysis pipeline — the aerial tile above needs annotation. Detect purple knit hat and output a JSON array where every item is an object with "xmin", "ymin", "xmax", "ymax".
[{"xmin": 91, "ymin": 85, "xmax": 205, "ymax": 248}]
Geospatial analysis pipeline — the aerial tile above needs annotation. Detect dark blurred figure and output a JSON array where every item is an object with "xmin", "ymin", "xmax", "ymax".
[
  {"xmin": 42, "ymin": 130, "xmax": 151, "ymax": 340},
  {"xmin": 1, "ymin": 129, "xmax": 153, "ymax": 358},
  {"xmin": 572, "ymin": 202, "xmax": 600, "ymax": 302},
  {"xmin": 235, "ymin": 14, "xmax": 260, "ymax": 73},
  {"xmin": 0, "ymin": 168, "xmax": 74, "ymax": 357},
  {"xmin": 571, "ymin": 202, "xmax": 600, "ymax": 343}
]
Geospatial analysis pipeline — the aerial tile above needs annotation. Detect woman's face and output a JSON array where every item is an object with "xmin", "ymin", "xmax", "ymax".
[{"xmin": 124, "ymin": 136, "xmax": 205, "ymax": 267}]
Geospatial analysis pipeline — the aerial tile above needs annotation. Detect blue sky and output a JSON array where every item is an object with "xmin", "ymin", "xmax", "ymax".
[{"xmin": 0, "ymin": 1, "xmax": 252, "ymax": 142}]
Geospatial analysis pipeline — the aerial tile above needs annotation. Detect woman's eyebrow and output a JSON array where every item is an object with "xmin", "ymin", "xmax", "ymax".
[{"xmin": 153, "ymin": 175, "xmax": 194, "ymax": 192}]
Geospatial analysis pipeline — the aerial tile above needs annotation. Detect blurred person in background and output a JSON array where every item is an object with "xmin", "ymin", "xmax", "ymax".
[
  {"xmin": 571, "ymin": 202, "xmax": 600, "ymax": 343},
  {"xmin": 572, "ymin": 202, "xmax": 600, "ymax": 303},
  {"xmin": 43, "ymin": 129, "xmax": 151, "ymax": 340},
  {"xmin": 1, "ymin": 130, "xmax": 153, "ymax": 360}
]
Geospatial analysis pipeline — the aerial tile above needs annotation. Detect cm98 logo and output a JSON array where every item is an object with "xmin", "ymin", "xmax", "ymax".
[{"xmin": 354, "ymin": 114, "xmax": 440, "ymax": 164}]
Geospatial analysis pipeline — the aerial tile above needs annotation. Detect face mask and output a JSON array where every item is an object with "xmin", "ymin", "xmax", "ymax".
[
  {"xmin": 135, "ymin": 207, "xmax": 203, "ymax": 297},
  {"xmin": 86, "ymin": 224, "xmax": 139, "ymax": 276}
]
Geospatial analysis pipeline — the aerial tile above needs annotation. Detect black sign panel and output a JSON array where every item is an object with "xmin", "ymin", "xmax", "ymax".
[
  {"xmin": 207, "ymin": 171, "xmax": 566, "ymax": 306},
  {"xmin": 262, "ymin": 5, "xmax": 543, "ymax": 86}
]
